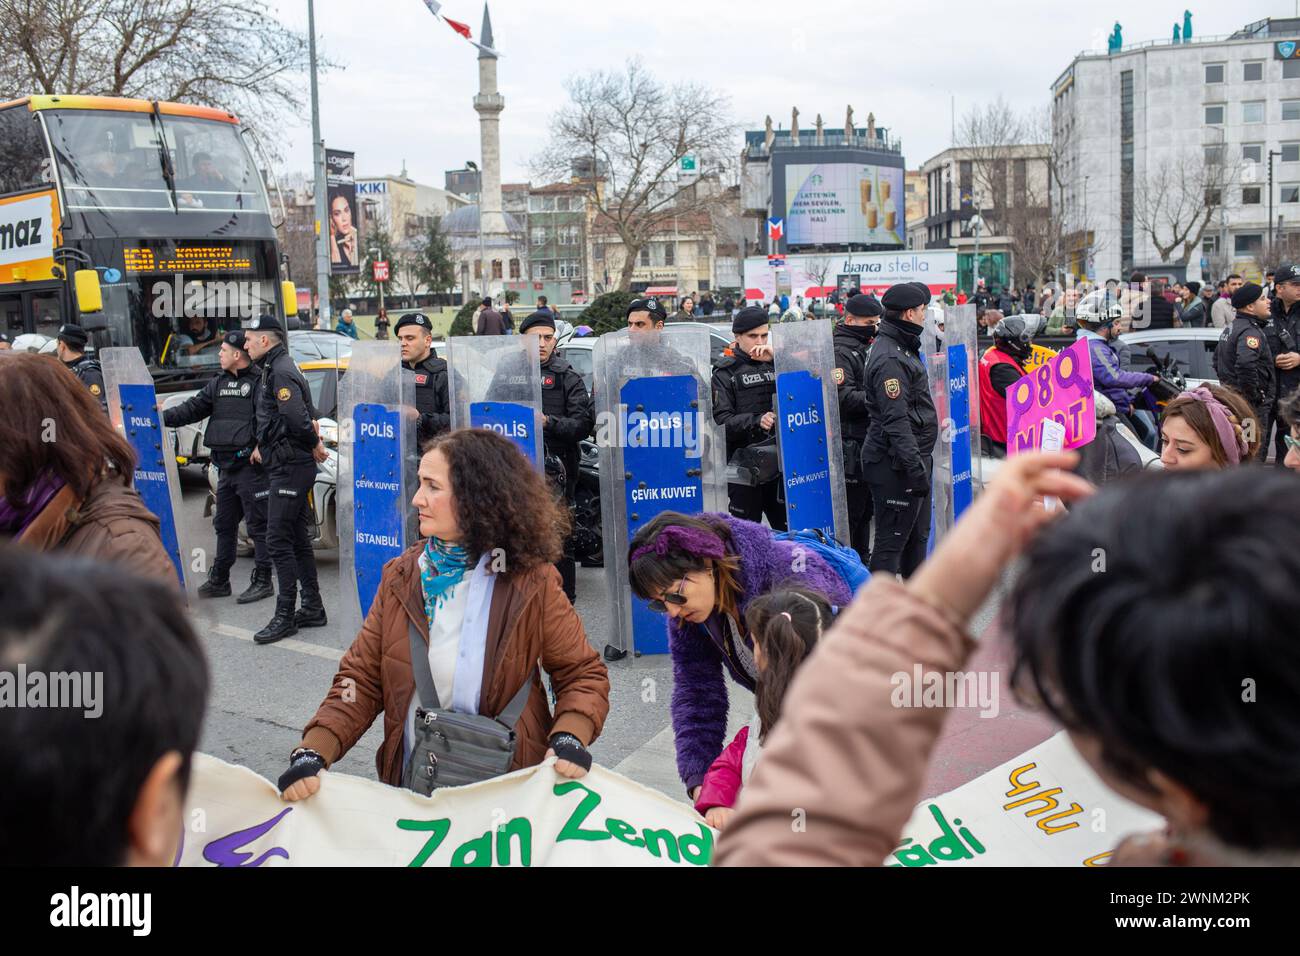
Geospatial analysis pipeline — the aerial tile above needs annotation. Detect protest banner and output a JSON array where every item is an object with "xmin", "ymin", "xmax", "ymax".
[
  {"xmin": 1006, "ymin": 338, "xmax": 1096, "ymax": 455},
  {"xmin": 888, "ymin": 731, "xmax": 1163, "ymax": 867},
  {"xmin": 178, "ymin": 757, "xmax": 714, "ymax": 867}
]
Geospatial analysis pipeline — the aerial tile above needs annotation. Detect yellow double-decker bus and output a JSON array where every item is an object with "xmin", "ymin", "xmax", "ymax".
[{"xmin": 0, "ymin": 94, "xmax": 293, "ymax": 390}]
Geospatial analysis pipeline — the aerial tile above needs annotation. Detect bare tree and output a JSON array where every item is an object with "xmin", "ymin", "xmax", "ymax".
[
  {"xmin": 1134, "ymin": 151, "xmax": 1235, "ymax": 266},
  {"xmin": 533, "ymin": 61, "xmax": 737, "ymax": 291},
  {"xmin": 0, "ymin": 0, "xmax": 315, "ymax": 134},
  {"xmin": 803, "ymin": 256, "xmax": 834, "ymax": 294}
]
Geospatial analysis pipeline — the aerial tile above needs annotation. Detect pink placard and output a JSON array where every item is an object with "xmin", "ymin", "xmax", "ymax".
[{"xmin": 1005, "ymin": 338, "xmax": 1096, "ymax": 455}]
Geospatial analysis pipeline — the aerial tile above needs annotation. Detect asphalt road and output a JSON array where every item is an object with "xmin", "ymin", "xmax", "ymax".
[{"xmin": 181, "ymin": 464, "xmax": 1049, "ymax": 805}]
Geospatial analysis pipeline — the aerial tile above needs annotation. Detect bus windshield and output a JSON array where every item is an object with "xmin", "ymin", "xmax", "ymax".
[{"xmin": 44, "ymin": 109, "xmax": 269, "ymax": 215}]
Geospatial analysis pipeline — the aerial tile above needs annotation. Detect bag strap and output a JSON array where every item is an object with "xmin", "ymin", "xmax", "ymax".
[
  {"xmin": 408, "ymin": 616, "xmax": 535, "ymax": 727},
  {"xmin": 407, "ymin": 618, "xmax": 442, "ymax": 710}
]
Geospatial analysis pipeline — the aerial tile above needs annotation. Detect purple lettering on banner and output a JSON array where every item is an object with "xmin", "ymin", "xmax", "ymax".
[
  {"xmin": 1005, "ymin": 339, "xmax": 1095, "ymax": 454},
  {"xmin": 202, "ymin": 807, "xmax": 294, "ymax": 867}
]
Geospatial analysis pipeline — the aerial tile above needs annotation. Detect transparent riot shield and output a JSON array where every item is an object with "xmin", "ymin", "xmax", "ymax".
[
  {"xmin": 595, "ymin": 327, "xmax": 727, "ymax": 657},
  {"xmin": 927, "ymin": 350, "xmax": 954, "ymax": 550},
  {"xmin": 771, "ymin": 319, "xmax": 849, "ymax": 544},
  {"xmin": 942, "ymin": 303, "xmax": 979, "ymax": 518},
  {"xmin": 447, "ymin": 335, "xmax": 544, "ymax": 471},
  {"xmin": 100, "ymin": 347, "xmax": 195, "ymax": 596},
  {"xmin": 337, "ymin": 341, "xmax": 416, "ymax": 640}
]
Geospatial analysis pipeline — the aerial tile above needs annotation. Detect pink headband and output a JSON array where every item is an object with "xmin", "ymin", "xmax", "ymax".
[{"xmin": 1177, "ymin": 387, "xmax": 1249, "ymax": 465}]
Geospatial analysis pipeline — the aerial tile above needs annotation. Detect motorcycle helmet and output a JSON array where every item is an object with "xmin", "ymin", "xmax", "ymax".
[
  {"xmin": 1074, "ymin": 291, "xmax": 1123, "ymax": 328},
  {"xmin": 992, "ymin": 314, "xmax": 1043, "ymax": 361}
]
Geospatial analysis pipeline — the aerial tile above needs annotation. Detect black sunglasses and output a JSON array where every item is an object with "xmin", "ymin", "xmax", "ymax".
[{"xmin": 647, "ymin": 574, "xmax": 692, "ymax": 613}]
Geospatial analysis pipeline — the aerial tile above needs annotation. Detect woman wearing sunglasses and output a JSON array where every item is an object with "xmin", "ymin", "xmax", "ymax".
[{"xmin": 628, "ymin": 512, "xmax": 853, "ymax": 801}]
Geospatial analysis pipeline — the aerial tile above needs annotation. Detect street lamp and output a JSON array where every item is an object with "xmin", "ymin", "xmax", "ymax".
[
  {"xmin": 466, "ymin": 160, "xmax": 486, "ymax": 299},
  {"xmin": 970, "ymin": 212, "xmax": 985, "ymax": 295},
  {"xmin": 1269, "ymin": 149, "xmax": 1281, "ymax": 248}
]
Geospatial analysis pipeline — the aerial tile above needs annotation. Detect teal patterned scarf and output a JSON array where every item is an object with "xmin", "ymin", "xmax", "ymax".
[{"xmin": 418, "ymin": 537, "xmax": 471, "ymax": 625}]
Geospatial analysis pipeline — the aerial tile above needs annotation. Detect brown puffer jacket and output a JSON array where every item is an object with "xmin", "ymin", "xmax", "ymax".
[
  {"xmin": 16, "ymin": 474, "xmax": 179, "ymax": 587},
  {"xmin": 301, "ymin": 544, "xmax": 610, "ymax": 786}
]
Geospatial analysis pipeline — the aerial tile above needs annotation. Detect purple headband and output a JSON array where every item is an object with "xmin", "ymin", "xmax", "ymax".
[
  {"xmin": 629, "ymin": 524, "xmax": 726, "ymax": 564},
  {"xmin": 1177, "ymin": 387, "xmax": 1249, "ymax": 465}
]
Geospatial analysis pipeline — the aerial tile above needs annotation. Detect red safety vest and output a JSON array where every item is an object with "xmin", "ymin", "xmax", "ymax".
[{"xmin": 978, "ymin": 347, "xmax": 1026, "ymax": 446}]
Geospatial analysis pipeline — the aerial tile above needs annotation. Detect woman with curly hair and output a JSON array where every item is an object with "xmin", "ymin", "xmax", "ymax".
[
  {"xmin": 280, "ymin": 428, "xmax": 610, "ymax": 799},
  {"xmin": 1158, "ymin": 383, "xmax": 1260, "ymax": 470}
]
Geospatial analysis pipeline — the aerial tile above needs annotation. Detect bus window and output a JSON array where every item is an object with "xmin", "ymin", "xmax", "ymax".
[
  {"xmin": 31, "ymin": 292, "xmax": 62, "ymax": 341},
  {"xmin": 45, "ymin": 111, "xmax": 173, "ymax": 211},
  {"xmin": 1, "ymin": 294, "xmax": 23, "ymax": 336},
  {"xmin": 43, "ymin": 109, "xmax": 269, "ymax": 216},
  {"xmin": 0, "ymin": 108, "xmax": 51, "ymax": 196}
]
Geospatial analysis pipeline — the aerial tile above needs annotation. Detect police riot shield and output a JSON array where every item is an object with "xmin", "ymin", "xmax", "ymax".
[
  {"xmin": 770, "ymin": 319, "xmax": 849, "ymax": 544},
  {"xmin": 942, "ymin": 303, "xmax": 980, "ymax": 518},
  {"xmin": 595, "ymin": 327, "xmax": 727, "ymax": 657},
  {"xmin": 926, "ymin": 350, "xmax": 954, "ymax": 549},
  {"xmin": 337, "ymin": 341, "xmax": 416, "ymax": 640},
  {"xmin": 101, "ymin": 347, "xmax": 195, "ymax": 596},
  {"xmin": 447, "ymin": 335, "xmax": 544, "ymax": 472}
]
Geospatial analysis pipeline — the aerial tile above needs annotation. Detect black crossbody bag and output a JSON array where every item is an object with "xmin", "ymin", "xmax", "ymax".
[{"xmin": 403, "ymin": 620, "xmax": 534, "ymax": 794}]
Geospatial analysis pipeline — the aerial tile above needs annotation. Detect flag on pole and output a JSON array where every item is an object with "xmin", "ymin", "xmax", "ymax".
[{"xmin": 420, "ymin": 1, "xmax": 500, "ymax": 55}]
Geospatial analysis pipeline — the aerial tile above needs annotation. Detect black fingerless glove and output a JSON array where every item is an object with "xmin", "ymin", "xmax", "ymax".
[
  {"xmin": 548, "ymin": 733, "xmax": 592, "ymax": 772},
  {"xmin": 906, "ymin": 482, "xmax": 929, "ymax": 498},
  {"xmin": 278, "ymin": 748, "xmax": 325, "ymax": 793}
]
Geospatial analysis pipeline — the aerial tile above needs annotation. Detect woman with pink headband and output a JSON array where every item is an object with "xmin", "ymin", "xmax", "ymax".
[{"xmin": 1158, "ymin": 384, "xmax": 1260, "ymax": 470}]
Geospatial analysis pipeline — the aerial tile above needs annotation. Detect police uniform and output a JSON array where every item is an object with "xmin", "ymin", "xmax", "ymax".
[
  {"xmin": 1214, "ymin": 283, "xmax": 1276, "ymax": 459},
  {"xmin": 522, "ymin": 310, "xmax": 595, "ymax": 603},
  {"xmin": 1265, "ymin": 265, "xmax": 1300, "ymax": 464},
  {"xmin": 712, "ymin": 306, "xmax": 786, "ymax": 530},
  {"xmin": 862, "ymin": 283, "xmax": 938, "ymax": 577},
  {"xmin": 57, "ymin": 324, "xmax": 107, "ymax": 415},
  {"xmin": 834, "ymin": 294, "xmax": 881, "ymax": 563},
  {"xmin": 395, "ymin": 313, "xmax": 452, "ymax": 445},
  {"xmin": 163, "ymin": 329, "xmax": 273, "ymax": 602},
  {"xmin": 249, "ymin": 315, "xmax": 326, "ymax": 640}
]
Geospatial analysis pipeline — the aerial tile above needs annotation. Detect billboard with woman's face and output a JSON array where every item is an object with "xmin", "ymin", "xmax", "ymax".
[{"xmin": 326, "ymin": 149, "xmax": 360, "ymax": 275}]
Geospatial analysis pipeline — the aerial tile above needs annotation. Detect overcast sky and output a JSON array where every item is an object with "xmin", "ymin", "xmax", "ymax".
[{"xmin": 271, "ymin": 1, "xmax": 1284, "ymax": 187}]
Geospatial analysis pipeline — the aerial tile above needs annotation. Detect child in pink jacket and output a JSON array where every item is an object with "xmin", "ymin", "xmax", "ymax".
[{"xmin": 694, "ymin": 587, "xmax": 835, "ymax": 830}]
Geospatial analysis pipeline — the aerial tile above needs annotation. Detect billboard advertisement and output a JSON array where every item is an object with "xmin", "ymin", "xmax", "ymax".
[
  {"xmin": 783, "ymin": 162, "xmax": 905, "ymax": 247},
  {"xmin": 742, "ymin": 251, "xmax": 957, "ymax": 304},
  {"xmin": 326, "ymin": 149, "xmax": 360, "ymax": 275}
]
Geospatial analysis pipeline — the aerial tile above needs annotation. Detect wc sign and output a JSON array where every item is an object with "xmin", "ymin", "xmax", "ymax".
[{"xmin": 372, "ymin": 260, "xmax": 390, "ymax": 282}]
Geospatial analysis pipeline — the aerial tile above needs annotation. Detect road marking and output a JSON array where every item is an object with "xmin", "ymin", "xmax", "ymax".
[{"xmin": 204, "ymin": 621, "xmax": 344, "ymax": 662}]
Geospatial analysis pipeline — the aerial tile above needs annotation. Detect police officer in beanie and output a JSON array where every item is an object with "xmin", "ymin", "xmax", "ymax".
[
  {"xmin": 520, "ymin": 309, "xmax": 595, "ymax": 603},
  {"xmin": 862, "ymin": 281, "xmax": 938, "ymax": 577},
  {"xmin": 395, "ymin": 312, "xmax": 451, "ymax": 444},
  {"xmin": 163, "ymin": 329, "xmax": 274, "ymax": 603},
  {"xmin": 55, "ymin": 324, "xmax": 107, "ymax": 414},
  {"xmin": 713, "ymin": 305, "xmax": 786, "ymax": 530},
  {"xmin": 834, "ymin": 293, "xmax": 882, "ymax": 563},
  {"xmin": 244, "ymin": 315, "xmax": 330, "ymax": 643},
  {"xmin": 1215, "ymin": 282, "xmax": 1276, "ymax": 459},
  {"xmin": 1265, "ymin": 264, "xmax": 1300, "ymax": 465}
]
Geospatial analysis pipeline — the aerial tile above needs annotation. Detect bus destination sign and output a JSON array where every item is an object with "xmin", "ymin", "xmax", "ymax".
[{"xmin": 123, "ymin": 245, "xmax": 254, "ymax": 274}]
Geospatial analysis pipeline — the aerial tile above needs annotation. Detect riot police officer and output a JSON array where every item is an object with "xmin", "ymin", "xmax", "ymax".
[
  {"xmin": 394, "ymin": 312, "xmax": 451, "ymax": 445},
  {"xmin": 862, "ymin": 282, "xmax": 938, "ymax": 578},
  {"xmin": 163, "ymin": 329, "xmax": 274, "ymax": 603},
  {"xmin": 1215, "ymin": 282, "xmax": 1276, "ymax": 459},
  {"xmin": 520, "ymin": 309, "xmax": 594, "ymax": 603},
  {"xmin": 1266, "ymin": 264, "xmax": 1300, "ymax": 465},
  {"xmin": 244, "ymin": 315, "xmax": 329, "ymax": 644},
  {"xmin": 713, "ymin": 305, "xmax": 786, "ymax": 530},
  {"xmin": 834, "ymin": 293, "xmax": 882, "ymax": 563},
  {"xmin": 55, "ymin": 324, "xmax": 107, "ymax": 414}
]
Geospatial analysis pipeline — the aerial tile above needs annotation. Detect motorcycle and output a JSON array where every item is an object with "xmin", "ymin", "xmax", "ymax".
[{"xmin": 571, "ymin": 439, "xmax": 604, "ymax": 567}]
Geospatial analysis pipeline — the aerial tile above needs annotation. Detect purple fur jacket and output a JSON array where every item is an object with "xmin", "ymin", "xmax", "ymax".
[{"xmin": 668, "ymin": 514, "xmax": 852, "ymax": 794}]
